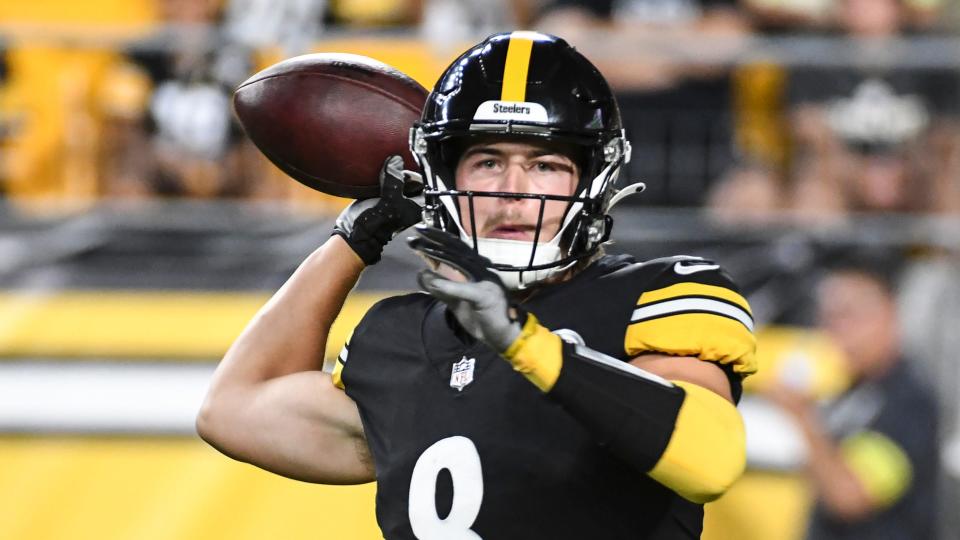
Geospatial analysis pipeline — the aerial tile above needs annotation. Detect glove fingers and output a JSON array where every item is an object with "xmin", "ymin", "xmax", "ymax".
[
  {"xmin": 415, "ymin": 226, "xmax": 490, "ymax": 269},
  {"xmin": 381, "ymin": 154, "xmax": 404, "ymax": 181},
  {"xmin": 409, "ymin": 237, "xmax": 488, "ymax": 283},
  {"xmin": 418, "ymin": 269, "xmax": 464, "ymax": 304},
  {"xmin": 380, "ymin": 154, "xmax": 413, "ymax": 199},
  {"xmin": 408, "ymin": 224, "xmax": 499, "ymax": 282},
  {"xmin": 413, "ymin": 224, "xmax": 471, "ymax": 252},
  {"xmin": 410, "ymin": 239, "xmax": 472, "ymax": 279},
  {"xmin": 417, "ymin": 270, "xmax": 490, "ymax": 304},
  {"xmin": 381, "ymin": 156, "xmax": 423, "ymax": 193},
  {"xmin": 335, "ymin": 155, "xmax": 423, "ymax": 266},
  {"xmin": 402, "ymin": 171, "xmax": 424, "ymax": 197}
]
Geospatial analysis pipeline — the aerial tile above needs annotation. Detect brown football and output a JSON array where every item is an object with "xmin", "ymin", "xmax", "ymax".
[{"xmin": 233, "ymin": 53, "xmax": 429, "ymax": 198}]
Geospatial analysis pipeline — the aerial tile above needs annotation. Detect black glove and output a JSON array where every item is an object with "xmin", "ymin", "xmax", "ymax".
[
  {"xmin": 408, "ymin": 225, "xmax": 525, "ymax": 352},
  {"xmin": 333, "ymin": 155, "xmax": 423, "ymax": 265}
]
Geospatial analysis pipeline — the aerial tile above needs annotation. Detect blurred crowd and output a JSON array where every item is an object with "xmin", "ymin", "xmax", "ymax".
[
  {"xmin": 0, "ymin": 2, "xmax": 958, "ymax": 538},
  {"xmin": 0, "ymin": 0, "xmax": 958, "ymax": 217}
]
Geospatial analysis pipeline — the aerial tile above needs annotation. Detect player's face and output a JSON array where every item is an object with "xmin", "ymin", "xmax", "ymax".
[{"xmin": 454, "ymin": 140, "xmax": 579, "ymax": 242}]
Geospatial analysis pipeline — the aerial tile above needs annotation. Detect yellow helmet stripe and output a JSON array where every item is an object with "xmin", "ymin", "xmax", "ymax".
[{"xmin": 501, "ymin": 31, "xmax": 537, "ymax": 102}]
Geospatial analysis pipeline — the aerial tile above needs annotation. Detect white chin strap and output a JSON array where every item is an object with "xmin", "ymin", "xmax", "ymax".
[{"xmin": 463, "ymin": 233, "xmax": 569, "ymax": 290}]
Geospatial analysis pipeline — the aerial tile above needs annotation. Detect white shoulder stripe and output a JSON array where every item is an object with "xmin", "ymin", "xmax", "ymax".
[{"xmin": 631, "ymin": 298, "xmax": 754, "ymax": 332}]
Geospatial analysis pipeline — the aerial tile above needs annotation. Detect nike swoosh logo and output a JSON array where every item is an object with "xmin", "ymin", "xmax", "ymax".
[{"xmin": 673, "ymin": 261, "xmax": 720, "ymax": 275}]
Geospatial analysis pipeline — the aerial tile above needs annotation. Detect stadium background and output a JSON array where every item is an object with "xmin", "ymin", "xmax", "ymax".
[{"xmin": 0, "ymin": 0, "xmax": 958, "ymax": 538}]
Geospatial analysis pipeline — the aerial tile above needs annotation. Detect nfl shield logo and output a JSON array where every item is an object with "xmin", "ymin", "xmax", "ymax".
[{"xmin": 450, "ymin": 356, "xmax": 476, "ymax": 391}]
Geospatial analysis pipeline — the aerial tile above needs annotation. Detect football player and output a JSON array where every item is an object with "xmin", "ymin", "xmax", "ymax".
[{"xmin": 198, "ymin": 32, "xmax": 757, "ymax": 539}]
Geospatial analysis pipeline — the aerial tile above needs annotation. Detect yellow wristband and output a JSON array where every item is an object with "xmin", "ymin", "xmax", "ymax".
[{"xmin": 502, "ymin": 313, "xmax": 563, "ymax": 392}]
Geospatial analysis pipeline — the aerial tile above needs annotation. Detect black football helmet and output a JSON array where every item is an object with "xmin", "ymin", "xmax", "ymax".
[{"xmin": 409, "ymin": 31, "xmax": 641, "ymax": 289}]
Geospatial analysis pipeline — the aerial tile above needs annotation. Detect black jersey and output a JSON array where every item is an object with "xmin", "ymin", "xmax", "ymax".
[{"xmin": 335, "ymin": 254, "xmax": 756, "ymax": 540}]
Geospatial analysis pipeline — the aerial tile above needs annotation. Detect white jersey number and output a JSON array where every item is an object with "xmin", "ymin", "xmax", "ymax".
[{"xmin": 408, "ymin": 436, "xmax": 484, "ymax": 540}]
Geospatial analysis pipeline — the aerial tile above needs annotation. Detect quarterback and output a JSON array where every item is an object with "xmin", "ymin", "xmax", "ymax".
[{"xmin": 198, "ymin": 32, "xmax": 756, "ymax": 539}]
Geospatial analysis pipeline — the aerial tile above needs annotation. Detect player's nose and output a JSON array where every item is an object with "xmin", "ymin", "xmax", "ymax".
[{"xmin": 500, "ymin": 164, "xmax": 530, "ymax": 200}]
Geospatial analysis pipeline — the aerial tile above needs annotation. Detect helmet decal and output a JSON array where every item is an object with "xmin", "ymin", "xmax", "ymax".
[
  {"xmin": 500, "ymin": 31, "xmax": 539, "ymax": 101},
  {"xmin": 473, "ymin": 101, "xmax": 549, "ymax": 123}
]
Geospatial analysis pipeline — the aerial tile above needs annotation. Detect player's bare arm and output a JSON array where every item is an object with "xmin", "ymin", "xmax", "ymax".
[
  {"xmin": 630, "ymin": 354, "xmax": 734, "ymax": 403},
  {"xmin": 197, "ymin": 235, "xmax": 373, "ymax": 483},
  {"xmin": 197, "ymin": 156, "xmax": 422, "ymax": 484}
]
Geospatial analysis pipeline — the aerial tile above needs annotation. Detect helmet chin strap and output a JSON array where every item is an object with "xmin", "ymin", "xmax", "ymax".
[{"xmin": 465, "ymin": 235, "xmax": 565, "ymax": 290}]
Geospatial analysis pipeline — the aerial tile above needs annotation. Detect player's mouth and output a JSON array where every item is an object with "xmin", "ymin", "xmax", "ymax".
[{"xmin": 486, "ymin": 224, "xmax": 536, "ymax": 241}]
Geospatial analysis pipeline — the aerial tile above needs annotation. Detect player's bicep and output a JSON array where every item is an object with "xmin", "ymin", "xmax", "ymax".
[
  {"xmin": 629, "ymin": 354, "xmax": 734, "ymax": 403},
  {"xmin": 197, "ymin": 371, "xmax": 374, "ymax": 484}
]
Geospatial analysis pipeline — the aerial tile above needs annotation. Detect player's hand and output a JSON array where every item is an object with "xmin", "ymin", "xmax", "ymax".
[
  {"xmin": 408, "ymin": 224, "xmax": 524, "ymax": 353},
  {"xmin": 332, "ymin": 155, "xmax": 423, "ymax": 265}
]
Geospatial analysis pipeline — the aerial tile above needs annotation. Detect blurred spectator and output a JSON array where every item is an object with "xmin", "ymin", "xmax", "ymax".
[
  {"xmin": 421, "ymin": 0, "xmax": 525, "ymax": 49},
  {"xmin": 0, "ymin": 43, "xmax": 11, "ymax": 196},
  {"xmin": 732, "ymin": 0, "xmax": 952, "ymax": 185},
  {"xmin": 785, "ymin": 0, "xmax": 959, "ymax": 218},
  {"xmin": 791, "ymin": 79, "xmax": 934, "ymax": 217},
  {"xmin": 326, "ymin": 0, "xmax": 421, "ymax": 27},
  {"xmin": 764, "ymin": 260, "xmax": 940, "ymax": 540},
  {"xmin": 223, "ymin": 0, "xmax": 326, "ymax": 55},
  {"xmin": 535, "ymin": 0, "xmax": 750, "ymax": 206},
  {"xmin": 98, "ymin": 0, "xmax": 329, "ymax": 199},
  {"xmin": 788, "ymin": 81, "xmax": 953, "ymax": 219},
  {"xmin": 705, "ymin": 159, "xmax": 785, "ymax": 224},
  {"xmin": 742, "ymin": 0, "xmax": 948, "ymax": 32},
  {"xmin": 740, "ymin": 0, "xmax": 833, "ymax": 32}
]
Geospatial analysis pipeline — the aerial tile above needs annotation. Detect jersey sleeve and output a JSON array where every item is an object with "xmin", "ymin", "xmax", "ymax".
[
  {"xmin": 331, "ymin": 297, "xmax": 387, "ymax": 391},
  {"xmin": 330, "ymin": 293, "xmax": 427, "ymax": 392},
  {"xmin": 624, "ymin": 257, "xmax": 757, "ymax": 378}
]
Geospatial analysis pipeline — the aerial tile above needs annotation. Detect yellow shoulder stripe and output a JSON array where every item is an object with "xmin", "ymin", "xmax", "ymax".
[
  {"xmin": 628, "ymin": 281, "xmax": 757, "ymax": 374},
  {"xmin": 331, "ymin": 358, "xmax": 346, "ymax": 391},
  {"xmin": 330, "ymin": 329, "xmax": 353, "ymax": 391},
  {"xmin": 638, "ymin": 282, "xmax": 751, "ymax": 313},
  {"xmin": 501, "ymin": 31, "xmax": 535, "ymax": 101},
  {"xmin": 625, "ymin": 312, "xmax": 757, "ymax": 375},
  {"xmin": 841, "ymin": 430, "xmax": 913, "ymax": 507}
]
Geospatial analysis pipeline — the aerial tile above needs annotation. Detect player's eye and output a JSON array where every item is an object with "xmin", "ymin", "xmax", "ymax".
[
  {"xmin": 531, "ymin": 158, "xmax": 573, "ymax": 175},
  {"xmin": 534, "ymin": 161, "xmax": 557, "ymax": 172},
  {"xmin": 474, "ymin": 158, "xmax": 499, "ymax": 170}
]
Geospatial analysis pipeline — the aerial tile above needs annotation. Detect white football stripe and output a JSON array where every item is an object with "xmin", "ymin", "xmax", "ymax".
[{"xmin": 632, "ymin": 297, "xmax": 754, "ymax": 332}]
